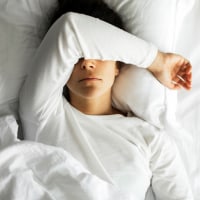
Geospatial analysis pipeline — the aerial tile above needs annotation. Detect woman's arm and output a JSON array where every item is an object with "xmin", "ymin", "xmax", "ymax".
[{"xmin": 19, "ymin": 12, "xmax": 158, "ymax": 123}]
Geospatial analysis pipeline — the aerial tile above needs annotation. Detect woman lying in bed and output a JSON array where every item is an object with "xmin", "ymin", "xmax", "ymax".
[{"xmin": 19, "ymin": 0, "xmax": 193, "ymax": 199}]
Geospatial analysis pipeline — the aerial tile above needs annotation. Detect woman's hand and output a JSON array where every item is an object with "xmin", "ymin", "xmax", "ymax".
[{"xmin": 147, "ymin": 51, "xmax": 192, "ymax": 90}]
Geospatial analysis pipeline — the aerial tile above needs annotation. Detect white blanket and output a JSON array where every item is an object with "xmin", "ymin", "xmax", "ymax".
[
  {"xmin": 0, "ymin": 116, "xmax": 133, "ymax": 200},
  {"xmin": 0, "ymin": 114, "xmax": 193, "ymax": 200}
]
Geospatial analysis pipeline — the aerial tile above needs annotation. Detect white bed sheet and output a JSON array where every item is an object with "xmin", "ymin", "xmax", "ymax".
[{"xmin": 174, "ymin": 1, "xmax": 200, "ymax": 197}]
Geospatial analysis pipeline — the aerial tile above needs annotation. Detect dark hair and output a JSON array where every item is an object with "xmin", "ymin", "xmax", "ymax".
[
  {"xmin": 49, "ymin": 0, "xmax": 125, "ymax": 30},
  {"xmin": 50, "ymin": 0, "xmax": 125, "ymax": 101}
]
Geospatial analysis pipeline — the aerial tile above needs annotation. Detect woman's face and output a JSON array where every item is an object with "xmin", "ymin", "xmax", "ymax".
[{"xmin": 67, "ymin": 58, "xmax": 119, "ymax": 99}]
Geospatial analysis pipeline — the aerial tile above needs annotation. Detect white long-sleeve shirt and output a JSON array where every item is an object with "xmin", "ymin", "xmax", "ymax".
[{"xmin": 19, "ymin": 12, "xmax": 193, "ymax": 200}]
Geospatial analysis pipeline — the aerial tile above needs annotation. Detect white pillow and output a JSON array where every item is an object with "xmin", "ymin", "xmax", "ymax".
[
  {"xmin": 0, "ymin": 0, "xmax": 183, "ymax": 127},
  {"xmin": 0, "ymin": 0, "xmax": 56, "ymax": 117}
]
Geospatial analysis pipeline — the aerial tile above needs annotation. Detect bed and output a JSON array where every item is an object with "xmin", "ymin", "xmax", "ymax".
[{"xmin": 0, "ymin": 0, "xmax": 199, "ymax": 199}]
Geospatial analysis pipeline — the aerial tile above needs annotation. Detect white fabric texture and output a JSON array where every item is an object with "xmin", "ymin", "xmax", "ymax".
[
  {"xmin": 0, "ymin": 117, "xmax": 132, "ymax": 200},
  {"xmin": 35, "ymin": 100, "xmax": 193, "ymax": 200},
  {"xmin": 112, "ymin": 65, "xmax": 165, "ymax": 127},
  {"xmin": 0, "ymin": 114, "xmax": 194, "ymax": 200},
  {"xmin": 1, "ymin": 0, "xmax": 200, "ymax": 199},
  {"xmin": 0, "ymin": 0, "xmax": 57, "ymax": 117},
  {"xmin": 0, "ymin": 115, "xmax": 19, "ymax": 149},
  {"xmin": 19, "ymin": 13, "xmax": 193, "ymax": 200}
]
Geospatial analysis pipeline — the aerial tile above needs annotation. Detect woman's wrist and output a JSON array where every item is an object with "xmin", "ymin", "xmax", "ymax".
[
  {"xmin": 147, "ymin": 51, "xmax": 165, "ymax": 76},
  {"xmin": 147, "ymin": 50, "xmax": 192, "ymax": 90}
]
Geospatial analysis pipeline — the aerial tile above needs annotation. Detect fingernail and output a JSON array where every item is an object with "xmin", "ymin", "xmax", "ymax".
[{"xmin": 177, "ymin": 75, "xmax": 186, "ymax": 82}]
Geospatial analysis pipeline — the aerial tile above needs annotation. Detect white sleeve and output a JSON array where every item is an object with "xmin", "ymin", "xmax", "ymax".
[
  {"xmin": 150, "ymin": 131, "xmax": 193, "ymax": 200},
  {"xmin": 19, "ymin": 12, "xmax": 157, "ymax": 135}
]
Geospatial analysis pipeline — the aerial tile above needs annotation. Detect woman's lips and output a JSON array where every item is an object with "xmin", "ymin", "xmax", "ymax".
[{"xmin": 79, "ymin": 78, "xmax": 101, "ymax": 82}]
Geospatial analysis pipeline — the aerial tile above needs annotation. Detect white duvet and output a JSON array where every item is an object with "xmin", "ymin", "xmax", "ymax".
[
  {"xmin": 0, "ymin": 116, "xmax": 132, "ymax": 200},
  {"xmin": 0, "ymin": 113, "xmax": 193, "ymax": 200}
]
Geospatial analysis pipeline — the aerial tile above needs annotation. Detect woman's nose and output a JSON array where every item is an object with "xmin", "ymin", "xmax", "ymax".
[{"xmin": 80, "ymin": 59, "xmax": 96, "ymax": 70}]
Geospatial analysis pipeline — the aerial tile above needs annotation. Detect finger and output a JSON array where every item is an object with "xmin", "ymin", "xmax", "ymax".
[
  {"xmin": 177, "ymin": 76, "xmax": 192, "ymax": 90},
  {"xmin": 181, "ymin": 73, "xmax": 192, "ymax": 83},
  {"xmin": 176, "ymin": 71, "xmax": 192, "ymax": 84},
  {"xmin": 173, "ymin": 75, "xmax": 182, "ymax": 85},
  {"xmin": 182, "ymin": 62, "xmax": 192, "ymax": 74},
  {"xmin": 176, "ymin": 71, "xmax": 185, "ymax": 77},
  {"xmin": 177, "ymin": 75, "xmax": 186, "ymax": 83},
  {"xmin": 172, "ymin": 74, "xmax": 191, "ymax": 90},
  {"xmin": 185, "ymin": 64, "xmax": 192, "ymax": 74},
  {"xmin": 171, "ymin": 80, "xmax": 182, "ymax": 90},
  {"xmin": 187, "ymin": 72, "xmax": 192, "ymax": 81},
  {"xmin": 182, "ymin": 81, "xmax": 192, "ymax": 90}
]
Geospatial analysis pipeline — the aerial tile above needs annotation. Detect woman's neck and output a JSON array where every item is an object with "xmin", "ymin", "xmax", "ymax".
[{"xmin": 69, "ymin": 92, "xmax": 120, "ymax": 115}]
